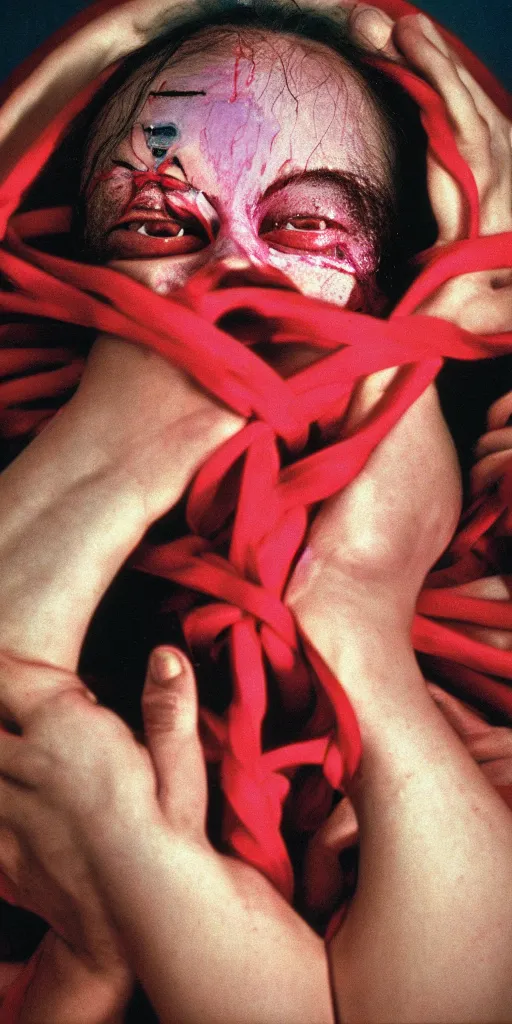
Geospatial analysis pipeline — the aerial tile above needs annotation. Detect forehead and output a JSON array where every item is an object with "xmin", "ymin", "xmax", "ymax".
[{"xmin": 136, "ymin": 26, "xmax": 390, "ymax": 189}]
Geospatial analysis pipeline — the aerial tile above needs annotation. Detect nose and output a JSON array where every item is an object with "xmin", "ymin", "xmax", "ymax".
[
  {"xmin": 212, "ymin": 257, "xmax": 296, "ymax": 291},
  {"xmin": 213, "ymin": 254, "xmax": 262, "ymax": 287},
  {"xmin": 186, "ymin": 247, "xmax": 296, "ymax": 298},
  {"xmin": 206, "ymin": 235, "xmax": 264, "ymax": 286}
]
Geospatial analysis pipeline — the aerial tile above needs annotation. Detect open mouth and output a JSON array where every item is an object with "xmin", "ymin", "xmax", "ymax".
[{"xmin": 107, "ymin": 214, "xmax": 207, "ymax": 259}]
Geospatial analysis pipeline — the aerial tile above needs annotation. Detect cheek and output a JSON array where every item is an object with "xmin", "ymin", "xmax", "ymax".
[
  {"xmin": 266, "ymin": 252, "xmax": 367, "ymax": 310},
  {"xmin": 84, "ymin": 177, "xmax": 133, "ymax": 255}
]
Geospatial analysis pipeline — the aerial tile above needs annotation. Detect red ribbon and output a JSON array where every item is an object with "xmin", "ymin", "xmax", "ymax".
[{"xmin": 0, "ymin": 1, "xmax": 511, "ymax": 1015}]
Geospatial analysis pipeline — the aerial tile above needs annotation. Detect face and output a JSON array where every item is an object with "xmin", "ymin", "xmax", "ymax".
[{"xmin": 84, "ymin": 27, "xmax": 393, "ymax": 314}]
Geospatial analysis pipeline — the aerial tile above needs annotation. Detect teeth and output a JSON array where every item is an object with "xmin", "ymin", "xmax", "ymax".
[{"xmin": 134, "ymin": 223, "xmax": 185, "ymax": 237}]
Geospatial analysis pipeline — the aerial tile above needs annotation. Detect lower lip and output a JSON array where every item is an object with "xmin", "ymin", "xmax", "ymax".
[{"xmin": 106, "ymin": 228, "xmax": 205, "ymax": 259}]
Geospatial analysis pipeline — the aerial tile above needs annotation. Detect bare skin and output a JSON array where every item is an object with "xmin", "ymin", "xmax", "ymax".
[
  {"xmin": 83, "ymin": 25, "xmax": 391, "ymax": 308},
  {"xmin": 0, "ymin": 21, "xmax": 393, "ymax": 1019},
  {"xmin": 0, "ymin": 10, "xmax": 510, "ymax": 1024},
  {"xmin": 0, "ymin": 23, "xmax": 393, "ymax": 670}
]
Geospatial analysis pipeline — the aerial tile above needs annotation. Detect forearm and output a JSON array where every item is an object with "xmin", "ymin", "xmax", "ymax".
[
  {"xmin": 0, "ymin": 406, "xmax": 153, "ymax": 670},
  {"xmin": 85, "ymin": 824, "xmax": 334, "ymax": 1024},
  {"xmin": 0, "ymin": 338, "xmax": 243, "ymax": 672},
  {"xmin": 299, "ymin": 581, "xmax": 512, "ymax": 1022}
]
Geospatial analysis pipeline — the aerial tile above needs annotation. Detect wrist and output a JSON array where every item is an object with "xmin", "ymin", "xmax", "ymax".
[
  {"xmin": 71, "ymin": 335, "xmax": 244, "ymax": 523},
  {"xmin": 288, "ymin": 556, "xmax": 430, "ymax": 739},
  {"xmin": 288, "ymin": 552, "xmax": 416, "ymax": 647},
  {"xmin": 0, "ymin": 458, "xmax": 152, "ymax": 669}
]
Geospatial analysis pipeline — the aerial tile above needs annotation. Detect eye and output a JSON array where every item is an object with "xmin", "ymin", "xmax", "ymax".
[
  {"xmin": 260, "ymin": 214, "xmax": 353, "ymax": 266},
  {"xmin": 282, "ymin": 217, "xmax": 329, "ymax": 231}
]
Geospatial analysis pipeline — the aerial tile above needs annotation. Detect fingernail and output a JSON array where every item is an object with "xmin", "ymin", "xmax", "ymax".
[
  {"xmin": 151, "ymin": 649, "xmax": 182, "ymax": 684},
  {"xmin": 351, "ymin": 8, "xmax": 393, "ymax": 49}
]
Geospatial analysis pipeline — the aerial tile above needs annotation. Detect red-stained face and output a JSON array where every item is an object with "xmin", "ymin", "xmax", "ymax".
[{"xmin": 84, "ymin": 27, "xmax": 393, "ymax": 312}]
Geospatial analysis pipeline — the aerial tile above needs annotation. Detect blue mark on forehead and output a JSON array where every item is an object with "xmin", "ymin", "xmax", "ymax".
[{"xmin": 143, "ymin": 123, "xmax": 180, "ymax": 163}]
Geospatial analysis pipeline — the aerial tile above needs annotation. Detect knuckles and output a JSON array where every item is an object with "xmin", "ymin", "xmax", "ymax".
[{"xmin": 4, "ymin": 698, "xmax": 148, "ymax": 818}]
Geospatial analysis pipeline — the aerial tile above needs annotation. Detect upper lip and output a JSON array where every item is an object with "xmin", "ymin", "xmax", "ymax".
[
  {"xmin": 111, "ymin": 198, "xmax": 215, "ymax": 243},
  {"xmin": 111, "ymin": 209, "xmax": 179, "ymax": 230}
]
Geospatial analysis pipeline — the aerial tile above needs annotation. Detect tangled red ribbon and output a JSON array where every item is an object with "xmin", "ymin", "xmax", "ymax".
[{"xmin": 0, "ymin": 0, "xmax": 511, "ymax": 1016}]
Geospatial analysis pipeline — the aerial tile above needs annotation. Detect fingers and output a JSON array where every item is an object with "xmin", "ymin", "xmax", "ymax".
[
  {"xmin": 487, "ymin": 390, "xmax": 512, "ymax": 431},
  {"xmin": 347, "ymin": 5, "xmax": 401, "ymax": 59},
  {"xmin": 476, "ymin": 428, "xmax": 512, "ymax": 460},
  {"xmin": 427, "ymin": 684, "xmax": 512, "ymax": 785},
  {"xmin": 471, "ymin": 449, "xmax": 512, "ymax": 495},
  {"xmin": 396, "ymin": 16, "xmax": 486, "ymax": 135},
  {"xmin": 142, "ymin": 647, "xmax": 208, "ymax": 838},
  {"xmin": 427, "ymin": 683, "xmax": 491, "ymax": 739},
  {"xmin": 472, "ymin": 394, "xmax": 512, "ymax": 493},
  {"xmin": 306, "ymin": 1, "xmax": 400, "ymax": 58},
  {"xmin": 394, "ymin": 15, "xmax": 512, "ymax": 241}
]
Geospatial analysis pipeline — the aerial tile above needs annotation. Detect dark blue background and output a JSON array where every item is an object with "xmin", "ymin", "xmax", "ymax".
[{"xmin": 1, "ymin": 0, "xmax": 511, "ymax": 89}]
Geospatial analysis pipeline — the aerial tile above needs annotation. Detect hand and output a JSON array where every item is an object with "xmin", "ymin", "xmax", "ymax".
[
  {"xmin": 0, "ymin": 650, "xmax": 332, "ymax": 1024},
  {"xmin": 472, "ymin": 389, "xmax": 512, "ymax": 493},
  {"xmin": 345, "ymin": 3, "xmax": 401, "ymax": 59},
  {"xmin": 0, "ymin": 657, "xmax": 136, "ymax": 1023},
  {"xmin": 392, "ymin": 15, "xmax": 511, "ymax": 333},
  {"xmin": 0, "ymin": 654, "xmax": 157, "ymax": 944},
  {"xmin": 65, "ymin": 332, "xmax": 245, "ymax": 525},
  {"xmin": 344, "ymin": 9, "xmax": 512, "ymax": 331}
]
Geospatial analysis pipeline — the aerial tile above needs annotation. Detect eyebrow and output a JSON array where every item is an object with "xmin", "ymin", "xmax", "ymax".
[
  {"xmin": 262, "ymin": 169, "xmax": 391, "ymax": 245},
  {"xmin": 149, "ymin": 90, "xmax": 207, "ymax": 98}
]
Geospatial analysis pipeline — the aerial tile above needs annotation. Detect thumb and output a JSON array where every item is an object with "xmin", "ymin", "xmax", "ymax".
[{"xmin": 142, "ymin": 647, "xmax": 208, "ymax": 838}]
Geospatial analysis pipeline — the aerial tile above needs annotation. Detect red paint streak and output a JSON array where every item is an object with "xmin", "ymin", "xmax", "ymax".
[
  {"xmin": 132, "ymin": 171, "xmax": 188, "ymax": 192},
  {"xmin": 114, "ymin": 176, "xmax": 217, "ymax": 243},
  {"xmin": 86, "ymin": 167, "xmax": 188, "ymax": 200},
  {"xmin": 230, "ymin": 43, "xmax": 243, "ymax": 103},
  {"xmin": 230, "ymin": 42, "xmax": 257, "ymax": 102},
  {"xmin": 246, "ymin": 59, "xmax": 255, "ymax": 88}
]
